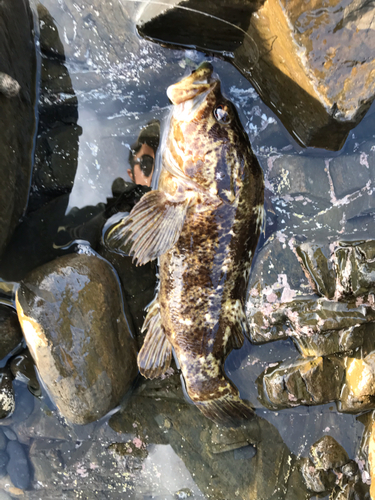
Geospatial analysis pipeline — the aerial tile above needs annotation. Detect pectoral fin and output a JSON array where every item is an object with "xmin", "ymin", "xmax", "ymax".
[
  {"xmin": 138, "ymin": 298, "xmax": 172, "ymax": 379},
  {"xmin": 105, "ymin": 190, "xmax": 191, "ymax": 265}
]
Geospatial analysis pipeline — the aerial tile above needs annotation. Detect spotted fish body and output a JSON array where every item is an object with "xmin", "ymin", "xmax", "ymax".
[{"xmin": 106, "ymin": 63, "xmax": 264, "ymax": 426}]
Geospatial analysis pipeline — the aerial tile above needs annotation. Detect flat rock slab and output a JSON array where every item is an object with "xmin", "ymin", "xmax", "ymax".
[
  {"xmin": 138, "ymin": 0, "xmax": 375, "ymax": 150},
  {"xmin": 15, "ymin": 253, "xmax": 138, "ymax": 425}
]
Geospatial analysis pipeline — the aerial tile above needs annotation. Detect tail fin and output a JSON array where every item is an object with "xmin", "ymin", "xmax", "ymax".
[{"xmin": 194, "ymin": 392, "xmax": 255, "ymax": 427}]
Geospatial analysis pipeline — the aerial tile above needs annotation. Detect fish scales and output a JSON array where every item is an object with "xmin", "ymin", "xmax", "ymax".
[{"xmin": 106, "ymin": 62, "xmax": 264, "ymax": 426}]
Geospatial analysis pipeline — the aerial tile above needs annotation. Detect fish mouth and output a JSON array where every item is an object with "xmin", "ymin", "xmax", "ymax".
[{"xmin": 167, "ymin": 62, "xmax": 218, "ymax": 105}]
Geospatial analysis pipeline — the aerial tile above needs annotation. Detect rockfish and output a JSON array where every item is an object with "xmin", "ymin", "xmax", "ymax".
[{"xmin": 106, "ymin": 62, "xmax": 264, "ymax": 426}]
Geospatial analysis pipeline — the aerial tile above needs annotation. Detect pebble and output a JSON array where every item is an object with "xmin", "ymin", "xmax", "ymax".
[{"xmin": 6, "ymin": 441, "xmax": 30, "ymax": 490}]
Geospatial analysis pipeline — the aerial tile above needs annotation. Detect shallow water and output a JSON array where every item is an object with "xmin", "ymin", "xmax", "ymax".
[{"xmin": 1, "ymin": 0, "xmax": 375, "ymax": 498}]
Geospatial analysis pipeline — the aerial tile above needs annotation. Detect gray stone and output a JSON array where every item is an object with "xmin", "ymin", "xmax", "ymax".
[
  {"xmin": 16, "ymin": 253, "xmax": 138, "ymax": 424},
  {"xmin": 0, "ymin": 0, "xmax": 36, "ymax": 257},
  {"xmin": 268, "ymin": 156, "xmax": 331, "ymax": 201},
  {"xmin": 6, "ymin": 440, "xmax": 30, "ymax": 490},
  {"xmin": 329, "ymin": 154, "xmax": 372, "ymax": 199}
]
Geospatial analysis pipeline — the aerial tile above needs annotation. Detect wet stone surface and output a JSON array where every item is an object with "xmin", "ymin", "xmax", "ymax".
[{"xmin": 15, "ymin": 253, "xmax": 138, "ymax": 425}]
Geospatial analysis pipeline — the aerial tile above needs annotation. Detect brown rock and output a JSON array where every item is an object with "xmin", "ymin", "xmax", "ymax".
[{"xmin": 15, "ymin": 253, "xmax": 138, "ymax": 424}]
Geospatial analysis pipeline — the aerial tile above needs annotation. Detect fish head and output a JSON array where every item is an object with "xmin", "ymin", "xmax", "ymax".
[{"xmin": 166, "ymin": 63, "xmax": 252, "ymax": 202}]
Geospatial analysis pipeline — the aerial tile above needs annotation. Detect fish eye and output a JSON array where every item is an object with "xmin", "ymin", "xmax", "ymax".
[{"xmin": 214, "ymin": 104, "xmax": 230, "ymax": 124}]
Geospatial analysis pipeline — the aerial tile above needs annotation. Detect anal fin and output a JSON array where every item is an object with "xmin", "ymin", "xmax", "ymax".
[
  {"xmin": 105, "ymin": 189, "xmax": 192, "ymax": 265},
  {"xmin": 138, "ymin": 297, "xmax": 172, "ymax": 379}
]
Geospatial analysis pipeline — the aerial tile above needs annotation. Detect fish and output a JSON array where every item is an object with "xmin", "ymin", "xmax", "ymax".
[{"xmin": 106, "ymin": 62, "xmax": 265, "ymax": 426}]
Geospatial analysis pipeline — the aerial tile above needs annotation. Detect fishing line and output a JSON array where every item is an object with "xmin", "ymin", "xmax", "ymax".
[{"xmin": 121, "ymin": 0, "xmax": 259, "ymax": 69}]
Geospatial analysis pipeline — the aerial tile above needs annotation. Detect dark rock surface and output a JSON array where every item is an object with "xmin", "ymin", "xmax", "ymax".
[
  {"xmin": 0, "ymin": 0, "xmax": 37, "ymax": 257},
  {"xmin": 6, "ymin": 441, "xmax": 30, "ymax": 490},
  {"xmin": 0, "ymin": 307, "xmax": 23, "ymax": 361},
  {"xmin": 15, "ymin": 253, "xmax": 138, "ymax": 424}
]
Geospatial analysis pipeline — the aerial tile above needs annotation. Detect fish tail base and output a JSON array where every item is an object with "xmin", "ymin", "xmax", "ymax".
[{"xmin": 195, "ymin": 394, "xmax": 255, "ymax": 427}]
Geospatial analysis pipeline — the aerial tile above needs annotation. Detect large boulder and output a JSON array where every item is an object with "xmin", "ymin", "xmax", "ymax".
[
  {"xmin": 15, "ymin": 253, "xmax": 138, "ymax": 425},
  {"xmin": 0, "ymin": 0, "xmax": 37, "ymax": 256}
]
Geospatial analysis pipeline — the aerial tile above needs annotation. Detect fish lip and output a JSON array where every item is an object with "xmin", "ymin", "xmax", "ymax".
[{"xmin": 167, "ymin": 62, "xmax": 218, "ymax": 105}]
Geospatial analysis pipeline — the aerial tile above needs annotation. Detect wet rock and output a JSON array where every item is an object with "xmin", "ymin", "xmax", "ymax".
[
  {"xmin": 258, "ymin": 356, "xmax": 345, "ymax": 410},
  {"xmin": 0, "ymin": 306, "xmax": 23, "ymax": 361},
  {"xmin": 15, "ymin": 253, "xmax": 138, "ymax": 424},
  {"xmin": 300, "ymin": 457, "xmax": 336, "ymax": 493},
  {"xmin": 137, "ymin": 0, "xmax": 375, "ymax": 149},
  {"xmin": 33, "ymin": 124, "xmax": 81, "ymax": 197},
  {"xmin": 248, "ymin": 238, "xmax": 375, "ymax": 357},
  {"xmin": 331, "ymin": 480, "xmax": 371, "ymax": 500},
  {"xmin": 295, "ymin": 242, "xmax": 337, "ymax": 300},
  {"xmin": 6, "ymin": 441, "xmax": 30, "ymax": 490},
  {"xmin": 0, "ymin": 382, "xmax": 35, "ymax": 429},
  {"xmin": 268, "ymin": 156, "xmax": 331, "ymax": 201},
  {"xmin": 110, "ymin": 374, "xmax": 310, "ymax": 500},
  {"xmin": 0, "ymin": 0, "xmax": 37, "ymax": 257},
  {"xmin": 10, "ymin": 350, "xmax": 41, "ymax": 397},
  {"xmin": 27, "ymin": 4, "xmax": 80, "ymax": 213},
  {"xmin": 0, "ymin": 369, "xmax": 15, "ymax": 419},
  {"xmin": 334, "ymin": 241, "xmax": 375, "ymax": 301},
  {"xmin": 310, "ymin": 436, "xmax": 349, "ymax": 471},
  {"xmin": 28, "ymin": 439, "xmax": 64, "ymax": 484},
  {"xmin": 13, "ymin": 400, "xmax": 72, "ymax": 444},
  {"xmin": 339, "ymin": 354, "xmax": 375, "ymax": 412}
]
